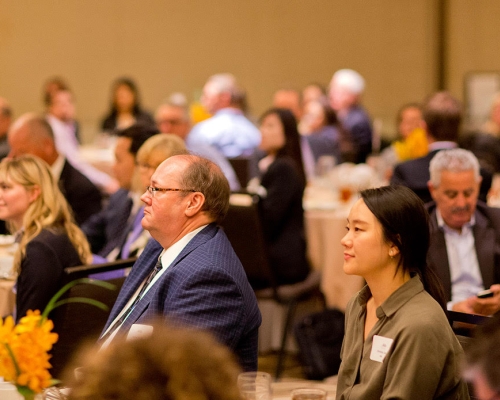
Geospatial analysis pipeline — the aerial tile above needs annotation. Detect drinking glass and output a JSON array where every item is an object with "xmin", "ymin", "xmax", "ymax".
[
  {"xmin": 291, "ymin": 387, "xmax": 327, "ymax": 400},
  {"xmin": 237, "ymin": 371, "xmax": 271, "ymax": 400}
]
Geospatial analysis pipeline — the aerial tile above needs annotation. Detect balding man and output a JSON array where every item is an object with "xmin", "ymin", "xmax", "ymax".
[
  {"xmin": 8, "ymin": 113, "xmax": 102, "ymax": 225},
  {"xmin": 0, "ymin": 97, "xmax": 12, "ymax": 160},
  {"xmin": 99, "ymin": 155, "xmax": 261, "ymax": 371},
  {"xmin": 187, "ymin": 73, "xmax": 260, "ymax": 158},
  {"xmin": 155, "ymin": 94, "xmax": 240, "ymax": 190}
]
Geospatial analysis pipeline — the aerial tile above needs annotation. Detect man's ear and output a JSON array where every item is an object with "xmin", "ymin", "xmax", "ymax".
[
  {"xmin": 185, "ymin": 192, "xmax": 205, "ymax": 217},
  {"xmin": 428, "ymin": 180, "xmax": 437, "ymax": 201}
]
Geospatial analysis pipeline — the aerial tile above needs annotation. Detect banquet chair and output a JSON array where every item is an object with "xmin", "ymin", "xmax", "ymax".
[
  {"xmin": 227, "ymin": 156, "xmax": 251, "ymax": 187},
  {"xmin": 49, "ymin": 257, "xmax": 136, "ymax": 378},
  {"xmin": 222, "ymin": 194, "xmax": 324, "ymax": 379}
]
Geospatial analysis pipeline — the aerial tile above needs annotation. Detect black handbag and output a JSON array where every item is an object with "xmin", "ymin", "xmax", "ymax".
[{"xmin": 293, "ymin": 308, "xmax": 345, "ymax": 380}]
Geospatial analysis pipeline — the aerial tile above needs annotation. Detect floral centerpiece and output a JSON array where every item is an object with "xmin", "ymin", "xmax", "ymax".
[{"xmin": 0, "ymin": 278, "xmax": 114, "ymax": 399}]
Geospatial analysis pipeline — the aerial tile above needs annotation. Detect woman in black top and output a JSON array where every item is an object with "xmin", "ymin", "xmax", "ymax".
[
  {"xmin": 101, "ymin": 77, "xmax": 154, "ymax": 132},
  {"xmin": 254, "ymin": 108, "xmax": 309, "ymax": 287}
]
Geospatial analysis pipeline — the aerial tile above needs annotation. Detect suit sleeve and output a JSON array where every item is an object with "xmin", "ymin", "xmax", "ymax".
[
  {"xmin": 16, "ymin": 241, "xmax": 65, "ymax": 321},
  {"xmin": 164, "ymin": 267, "xmax": 246, "ymax": 350},
  {"xmin": 81, "ymin": 208, "xmax": 108, "ymax": 254},
  {"xmin": 259, "ymin": 161, "xmax": 302, "ymax": 238}
]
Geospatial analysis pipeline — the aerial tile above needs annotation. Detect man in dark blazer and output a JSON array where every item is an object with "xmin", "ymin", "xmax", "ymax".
[
  {"xmin": 82, "ymin": 124, "xmax": 156, "ymax": 259},
  {"xmin": 426, "ymin": 148, "xmax": 500, "ymax": 316},
  {"xmin": 7, "ymin": 113, "xmax": 102, "ymax": 225},
  {"xmin": 99, "ymin": 155, "xmax": 261, "ymax": 371},
  {"xmin": 391, "ymin": 91, "xmax": 492, "ymax": 203}
]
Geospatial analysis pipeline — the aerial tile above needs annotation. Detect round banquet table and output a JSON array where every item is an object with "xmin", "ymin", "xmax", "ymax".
[{"xmin": 304, "ymin": 206, "xmax": 365, "ymax": 311}]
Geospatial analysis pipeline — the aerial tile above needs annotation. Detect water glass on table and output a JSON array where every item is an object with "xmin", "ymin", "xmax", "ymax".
[
  {"xmin": 237, "ymin": 371, "xmax": 271, "ymax": 400},
  {"xmin": 291, "ymin": 387, "xmax": 327, "ymax": 400}
]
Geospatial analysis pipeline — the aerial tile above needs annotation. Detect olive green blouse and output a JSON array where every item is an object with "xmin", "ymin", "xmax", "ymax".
[{"xmin": 336, "ymin": 276, "xmax": 470, "ymax": 400}]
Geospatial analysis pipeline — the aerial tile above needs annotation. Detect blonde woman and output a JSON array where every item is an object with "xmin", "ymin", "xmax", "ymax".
[{"xmin": 0, "ymin": 155, "xmax": 92, "ymax": 321}]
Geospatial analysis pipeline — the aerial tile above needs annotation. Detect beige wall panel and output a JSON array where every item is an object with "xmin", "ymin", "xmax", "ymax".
[
  {"xmin": 448, "ymin": 1, "xmax": 500, "ymax": 102},
  {"xmin": 0, "ymin": 1, "xmax": 436, "ymax": 142}
]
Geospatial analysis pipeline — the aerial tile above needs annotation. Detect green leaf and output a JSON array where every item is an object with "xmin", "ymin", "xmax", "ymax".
[
  {"xmin": 51, "ymin": 297, "xmax": 110, "ymax": 312},
  {"xmin": 41, "ymin": 278, "xmax": 116, "ymax": 322},
  {"xmin": 16, "ymin": 385, "xmax": 36, "ymax": 399}
]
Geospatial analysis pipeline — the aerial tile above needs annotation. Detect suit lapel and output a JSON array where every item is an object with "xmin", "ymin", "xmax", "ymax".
[
  {"xmin": 428, "ymin": 208, "xmax": 452, "ymax": 299},
  {"xmin": 473, "ymin": 210, "xmax": 496, "ymax": 288},
  {"xmin": 112, "ymin": 224, "xmax": 219, "ymax": 331}
]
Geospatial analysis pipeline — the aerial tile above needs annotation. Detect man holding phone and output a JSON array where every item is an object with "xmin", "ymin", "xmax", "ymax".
[{"xmin": 426, "ymin": 148, "xmax": 500, "ymax": 315}]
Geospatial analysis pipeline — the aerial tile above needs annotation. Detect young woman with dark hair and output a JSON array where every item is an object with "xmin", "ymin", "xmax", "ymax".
[
  {"xmin": 101, "ymin": 77, "xmax": 155, "ymax": 132},
  {"xmin": 253, "ymin": 108, "xmax": 309, "ymax": 288},
  {"xmin": 336, "ymin": 185, "xmax": 469, "ymax": 400}
]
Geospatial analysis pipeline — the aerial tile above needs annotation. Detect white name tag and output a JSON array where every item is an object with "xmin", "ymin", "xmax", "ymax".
[
  {"xmin": 126, "ymin": 324, "xmax": 154, "ymax": 341},
  {"xmin": 370, "ymin": 335, "xmax": 394, "ymax": 363}
]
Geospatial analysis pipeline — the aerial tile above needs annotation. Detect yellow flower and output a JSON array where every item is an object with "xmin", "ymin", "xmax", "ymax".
[
  {"xmin": 393, "ymin": 127, "xmax": 429, "ymax": 161},
  {"xmin": 0, "ymin": 310, "xmax": 58, "ymax": 393}
]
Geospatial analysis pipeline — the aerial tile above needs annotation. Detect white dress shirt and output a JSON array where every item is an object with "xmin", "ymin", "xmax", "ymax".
[{"xmin": 437, "ymin": 210, "xmax": 484, "ymax": 309}]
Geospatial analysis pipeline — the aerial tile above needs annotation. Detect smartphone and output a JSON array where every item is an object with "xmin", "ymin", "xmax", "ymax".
[{"xmin": 477, "ymin": 289, "xmax": 494, "ymax": 299}]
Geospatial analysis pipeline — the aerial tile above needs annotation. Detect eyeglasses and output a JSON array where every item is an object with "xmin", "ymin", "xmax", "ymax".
[
  {"xmin": 145, "ymin": 186, "xmax": 195, "ymax": 197},
  {"xmin": 136, "ymin": 162, "xmax": 155, "ymax": 170}
]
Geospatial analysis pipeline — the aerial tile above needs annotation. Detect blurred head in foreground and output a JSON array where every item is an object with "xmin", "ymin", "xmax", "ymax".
[
  {"xmin": 463, "ymin": 313, "xmax": 500, "ymax": 400},
  {"xmin": 65, "ymin": 323, "xmax": 242, "ymax": 400}
]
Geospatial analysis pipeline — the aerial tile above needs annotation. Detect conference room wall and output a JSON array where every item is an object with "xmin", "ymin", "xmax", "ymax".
[{"xmin": 0, "ymin": 0, "xmax": 460, "ymax": 143}]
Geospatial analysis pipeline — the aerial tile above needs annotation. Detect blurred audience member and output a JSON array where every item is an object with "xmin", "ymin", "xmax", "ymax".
[
  {"xmin": 0, "ymin": 97, "xmax": 12, "ymax": 159},
  {"xmin": 98, "ymin": 155, "xmax": 261, "ymax": 371},
  {"xmin": 463, "ymin": 313, "xmax": 500, "ymax": 400},
  {"xmin": 336, "ymin": 185, "xmax": 468, "ymax": 399},
  {"xmin": 0, "ymin": 155, "xmax": 92, "ymax": 321},
  {"xmin": 272, "ymin": 88, "xmax": 302, "ymax": 121},
  {"xmin": 302, "ymin": 82, "xmax": 327, "ymax": 106},
  {"xmin": 8, "ymin": 113, "xmax": 102, "ymax": 225},
  {"xmin": 391, "ymin": 91, "xmax": 492, "ymax": 203},
  {"xmin": 187, "ymin": 73, "xmax": 260, "ymax": 158},
  {"xmin": 156, "ymin": 93, "xmax": 240, "ymax": 190},
  {"xmin": 392, "ymin": 103, "xmax": 428, "ymax": 161},
  {"xmin": 42, "ymin": 76, "xmax": 82, "ymax": 143},
  {"xmin": 299, "ymin": 99, "xmax": 342, "ymax": 165},
  {"xmin": 46, "ymin": 88, "xmax": 118, "ymax": 193},
  {"xmin": 482, "ymin": 93, "xmax": 500, "ymax": 137},
  {"xmin": 379, "ymin": 103, "xmax": 427, "ymax": 180},
  {"xmin": 101, "ymin": 133, "xmax": 187, "ymax": 261},
  {"xmin": 249, "ymin": 108, "xmax": 309, "ymax": 288},
  {"xmin": 65, "ymin": 323, "xmax": 241, "ymax": 400},
  {"xmin": 427, "ymin": 149, "xmax": 500, "ymax": 316},
  {"xmin": 82, "ymin": 124, "xmax": 156, "ymax": 260},
  {"xmin": 101, "ymin": 77, "xmax": 155, "ymax": 132},
  {"xmin": 329, "ymin": 69, "xmax": 373, "ymax": 163}
]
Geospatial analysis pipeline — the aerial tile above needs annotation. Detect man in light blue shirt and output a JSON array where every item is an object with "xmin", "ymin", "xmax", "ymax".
[
  {"xmin": 187, "ymin": 73, "xmax": 260, "ymax": 158},
  {"xmin": 426, "ymin": 148, "xmax": 500, "ymax": 315},
  {"xmin": 155, "ymin": 93, "xmax": 241, "ymax": 191}
]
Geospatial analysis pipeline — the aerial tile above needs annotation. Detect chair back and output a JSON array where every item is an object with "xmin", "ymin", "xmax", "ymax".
[
  {"xmin": 221, "ymin": 195, "xmax": 277, "ymax": 292},
  {"xmin": 228, "ymin": 156, "xmax": 251, "ymax": 188},
  {"xmin": 49, "ymin": 258, "xmax": 136, "ymax": 379}
]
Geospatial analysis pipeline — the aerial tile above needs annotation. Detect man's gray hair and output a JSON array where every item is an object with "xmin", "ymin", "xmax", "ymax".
[
  {"xmin": 331, "ymin": 69, "xmax": 365, "ymax": 94},
  {"xmin": 429, "ymin": 148, "xmax": 481, "ymax": 187},
  {"xmin": 206, "ymin": 73, "xmax": 238, "ymax": 96},
  {"xmin": 160, "ymin": 92, "xmax": 189, "ymax": 121}
]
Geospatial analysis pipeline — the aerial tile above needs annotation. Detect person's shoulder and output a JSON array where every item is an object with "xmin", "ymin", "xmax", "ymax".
[
  {"xmin": 396, "ymin": 291, "xmax": 450, "ymax": 334},
  {"xmin": 62, "ymin": 160, "xmax": 101, "ymax": 193}
]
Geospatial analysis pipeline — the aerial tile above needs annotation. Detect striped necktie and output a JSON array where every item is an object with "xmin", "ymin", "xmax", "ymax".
[{"xmin": 98, "ymin": 257, "xmax": 163, "ymax": 344}]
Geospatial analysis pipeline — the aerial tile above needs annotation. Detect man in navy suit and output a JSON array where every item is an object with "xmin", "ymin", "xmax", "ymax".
[
  {"xmin": 100, "ymin": 155, "xmax": 261, "ymax": 371},
  {"xmin": 391, "ymin": 91, "xmax": 492, "ymax": 203}
]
